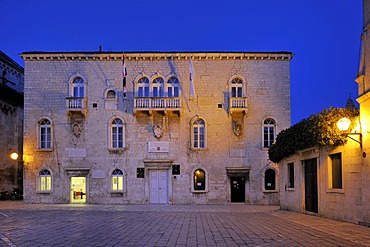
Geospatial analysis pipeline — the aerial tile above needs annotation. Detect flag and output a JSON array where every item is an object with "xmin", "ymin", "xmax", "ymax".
[
  {"xmin": 189, "ymin": 58, "xmax": 196, "ymax": 97},
  {"xmin": 122, "ymin": 58, "xmax": 127, "ymax": 99}
]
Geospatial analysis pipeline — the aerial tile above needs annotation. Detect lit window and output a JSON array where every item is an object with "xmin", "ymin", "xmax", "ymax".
[
  {"xmin": 287, "ymin": 163, "xmax": 294, "ymax": 188},
  {"xmin": 136, "ymin": 77, "xmax": 150, "ymax": 97},
  {"xmin": 192, "ymin": 118, "xmax": 206, "ymax": 149},
  {"xmin": 111, "ymin": 118, "xmax": 124, "ymax": 149},
  {"xmin": 38, "ymin": 118, "xmax": 52, "ymax": 149},
  {"xmin": 152, "ymin": 77, "xmax": 164, "ymax": 97},
  {"xmin": 112, "ymin": 169, "xmax": 124, "ymax": 191},
  {"xmin": 167, "ymin": 76, "xmax": 180, "ymax": 97},
  {"xmin": 231, "ymin": 78, "xmax": 243, "ymax": 97},
  {"xmin": 330, "ymin": 153, "xmax": 342, "ymax": 189},
  {"xmin": 194, "ymin": 169, "xmax": 206, "ymax": 191},
  {"xmin": 40, "ymin": 169, "xmax": 52, "ymax": 191},
  {"xmin": 264, "ymin": 169, "xmax": 276, "ymax": 190},
  {"xmin": 263, "ymin": 118, "xmax": 276, "ymax": 148}
]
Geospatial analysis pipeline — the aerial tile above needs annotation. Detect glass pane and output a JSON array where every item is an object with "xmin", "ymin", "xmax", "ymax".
[
  {"xmin": 144, "ymin": 87, "xmax": 149, "ymax": 97},
  {"xmin": 174, "ymin": 87, "xmax": 179, "ymax": 97},
  {"xmin": 168, "ymin": 88, "xmax": 173, "ymax": 97}
]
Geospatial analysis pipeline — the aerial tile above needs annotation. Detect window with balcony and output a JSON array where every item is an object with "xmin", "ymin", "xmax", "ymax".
[
  {"xmin": 70, "ymin": 77, "xmax": 85, "ymax": 108},
  {"xmin": 263, "ymin": 118, "xmax": 276, "ymax": 148},
  {"xmin": 38, "ymin": 118, "xmax": 52, "ymax": 150},
  {"xmin": 109, "ymin": 118, "xmax": 125, "ymax": 149},
  {"xmin": 231, "ymin": 77, "xmax": 243, "ymax": 97},
  {"xmin": 152, "ymin": 77, "xmax": 164, "ymax": 97},
  {"xmin": 191, "ymin": 118, "xmax": 206, "ymax": 149},
  {"xmin": 167, "ymin": 76, "xmax": 180, "ymax": 97},
  {"xmin": 137, "ymin": 77, "xmax": 150, "ymax": 97}
]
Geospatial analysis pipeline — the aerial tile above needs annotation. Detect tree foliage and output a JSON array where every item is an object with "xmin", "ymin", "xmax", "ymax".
[{"xmin": 268, "ymin": 107, "xmax": 359, "ymax": 163}]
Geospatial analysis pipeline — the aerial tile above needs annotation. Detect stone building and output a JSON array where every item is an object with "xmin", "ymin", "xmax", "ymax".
[
  {"xmin": 21, "ymin": 51, "xmax": 293, "ymax": 204},
  {"xmin": 0, "ymin": 51, "xmax": 24, "ymax": 192},
  {"xmin": 279, "ymin": 0, "xmax": 370, "ymax": 226}
]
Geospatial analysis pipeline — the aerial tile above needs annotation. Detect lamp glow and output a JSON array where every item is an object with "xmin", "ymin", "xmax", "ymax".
[
  {"xmin": 10, "ymin": 152, "xmax": 19, "ymax": 160},
  {"xmin": 337, "ymin": 117, "xmax": 351, "ymax": 132}
]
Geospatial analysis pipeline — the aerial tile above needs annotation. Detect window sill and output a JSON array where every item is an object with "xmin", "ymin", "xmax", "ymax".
[
  {"xmin": 191, "ymin": 190, "xmax": 209, "ymax": 193},
  {"xmin": 108, "ymin": 148, "xmax": 126, "ymax": 154},
  {"xmin": 263, "ymin": 190, "xmax": 278, "ymax": 193},
  {"xmin": 326, "ymin": 188, "xmax": 344, "ymax": 194},
  {"xmin": 286, "ymin": 187, "xmax": 295, "ymax": 191},
  {"xmin": 190, "ymin": 148, "xmax": 209, "ymax": 152},
  {"xmin": 261, "ymin": 147, "xmax": 269, "ymax": 151},
  {"xmin": 36, "ymin": 148, "xmax": 54, "ymax": 152},
  {"xmin": 37, "ymin": 191, "xmax": 52, "ymax": 194}
]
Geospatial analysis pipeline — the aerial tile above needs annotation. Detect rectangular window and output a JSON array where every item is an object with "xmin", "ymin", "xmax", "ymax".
[
  {"xmin": 41, "ymin": 176, "xmax": 51, "ymax": 191},
  {"xmin": 330, "ymin": 153, "xmax": 342, "ymax": 189},
  {"xmin": 287, "ymin": 162, "xmax": 294, "ymax": 188},
  {"xmin": 112, "ymin": 176, "xmax": 123, "ymax": 191},
  {"xmin": 40, "ymin": 127, "xmax": 51, "ymax": 149}
]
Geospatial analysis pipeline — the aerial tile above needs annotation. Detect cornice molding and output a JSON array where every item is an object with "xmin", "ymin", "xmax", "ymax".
[{"xmin": 20, "ymin": 52, "xmax": 294, "ymax": 62}]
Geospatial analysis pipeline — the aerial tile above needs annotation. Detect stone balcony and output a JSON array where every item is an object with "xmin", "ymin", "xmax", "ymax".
[
  {"xmin": 66, "ymin": 97, "xmax": 87, "ymax": 116},
  {"xmin": 134, "ymin": 97, "xmax": 182, "ymax": 116},
  {"xmin": 229, "ymin": 97, "xmax": 248, "ymax": 116}
]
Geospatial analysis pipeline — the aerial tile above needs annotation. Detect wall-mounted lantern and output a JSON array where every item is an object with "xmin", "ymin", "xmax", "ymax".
[
  {"xmin": 10, "ymin": 152, "xmax": 19, "ymax": 161},
  {"xmin": 337, "ymin": 117, "xmax": 362, "ymax": 148}
]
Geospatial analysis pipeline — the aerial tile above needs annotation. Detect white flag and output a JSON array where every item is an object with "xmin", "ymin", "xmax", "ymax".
[{"xmin": 189, "ymin": 58, "xmax": 196, "ymax": 97}]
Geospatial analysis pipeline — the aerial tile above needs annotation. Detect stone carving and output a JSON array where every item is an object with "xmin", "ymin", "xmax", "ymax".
[
  {"xmin": 232, "ymin": 121, "xmax": 242, "ymax": 136},
  {"xmin": 72, "ymin": 123, "xmax": 82, "ymax": 137},
  {"xmin": 153, "ymin": 126, "xmax": 163, "ymax": 139}
]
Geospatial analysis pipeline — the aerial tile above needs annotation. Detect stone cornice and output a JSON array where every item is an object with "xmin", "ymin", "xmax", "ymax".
[{"xmin": 20, "ymin": 51, "xmax": 294, "ymax": 62}]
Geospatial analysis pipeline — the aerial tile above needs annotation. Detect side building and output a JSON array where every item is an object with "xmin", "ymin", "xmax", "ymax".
[
  {"xmin": 21, "ymin": 51, "xmax": 293, "ymax": 204},
  {"xmin": 0, "ymin": 51, "xmax": 24, "ymax": 192}
]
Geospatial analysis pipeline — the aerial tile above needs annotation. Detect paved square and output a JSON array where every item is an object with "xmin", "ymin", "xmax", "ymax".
[{"xmin": 0, "ymin": 202, "xmax": 369, "ymax": 246}]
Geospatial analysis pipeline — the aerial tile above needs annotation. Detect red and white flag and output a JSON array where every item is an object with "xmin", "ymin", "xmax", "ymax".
[{"xmin": 189, "ymin": 58, "xmax": 196, "ymax": 97}]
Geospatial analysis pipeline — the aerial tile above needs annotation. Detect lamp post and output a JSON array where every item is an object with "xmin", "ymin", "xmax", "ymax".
[{"xmin": 336, "ymin": 117, "xmax": 362, "ymax": 148}]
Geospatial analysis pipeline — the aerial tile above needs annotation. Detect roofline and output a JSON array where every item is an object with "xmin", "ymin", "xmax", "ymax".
[{"xmin": 20, "ymin": 51, "xmax": 294, "ymax": 61}]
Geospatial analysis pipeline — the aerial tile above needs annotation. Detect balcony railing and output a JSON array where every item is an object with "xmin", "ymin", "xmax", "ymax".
[
  {"xmin": 229, "ymin": 97, "xmax": 248, "ymax": 116},
  {"xmin": 66, "ymin": 97, "xmax": 87, "ymax": 116},
  {"xmin": 134, "ymin": 97, "xmax": 182, "ymax": 116}
]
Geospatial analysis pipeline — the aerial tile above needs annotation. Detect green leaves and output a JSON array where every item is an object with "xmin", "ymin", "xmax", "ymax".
[{"xmin": 268, "ymin": 107, "xmax": 359, "ymax": 163}]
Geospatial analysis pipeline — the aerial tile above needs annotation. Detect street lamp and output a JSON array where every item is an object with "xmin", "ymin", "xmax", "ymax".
[
  {"xmin": 10, "ymin": 152, "xmax": 19, "ymax": 161},
  {"xmin": 336, "ymin": 117, "xmax": 362, "ymax": 148}
]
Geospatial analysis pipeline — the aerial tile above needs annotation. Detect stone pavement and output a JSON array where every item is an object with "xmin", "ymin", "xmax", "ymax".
[{"xmin": 0, "ymin": 201, "xmax": 369, "ymax": 246}]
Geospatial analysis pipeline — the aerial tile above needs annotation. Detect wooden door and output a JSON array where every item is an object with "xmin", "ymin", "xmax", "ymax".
[{"xmin": 304, "ymin": 158, "xmax": 318, "ymax": 213}]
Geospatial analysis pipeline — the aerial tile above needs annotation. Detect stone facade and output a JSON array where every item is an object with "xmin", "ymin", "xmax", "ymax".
[
  {"xmin": 21, "ymin": 51, "xmax": 292, "ymax": 204},
  {"xmin": 0, "ymin": 51, "xmax": 24, "ymax": 192}
]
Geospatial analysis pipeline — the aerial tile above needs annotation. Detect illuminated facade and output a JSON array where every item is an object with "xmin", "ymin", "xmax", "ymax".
[
  {"xmin": 21, "ymin": 51, "xmax": 292, "ymax": 204},
  {"xmin": 0, "ymin": 51, "xmax": 24, "ymax": 191},
  {"xmin": 279, "ymin": 1, "xmax": 370, "ymax": 226}
]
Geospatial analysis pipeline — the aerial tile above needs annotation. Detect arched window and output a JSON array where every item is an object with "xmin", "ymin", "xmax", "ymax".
[
  {"xmin": 39, "ymin": 169, "xmax": 52, "ymax": 191},
  {"xmin": 193, "ymin": 169, "xmax": 206, "ymax": 191},
  {"xmin": 263, "ymin": 118, "xmax": 276, "ymax": 148},
  {"xmin": 192, "ymin": 118, "xmax": 206, "ymax": 149},
  {"xmin": 70, "ymin": 76, "xmax": 86, "ymax": 108},
  {"xmin": 72, "ymin": 77, "xmax": 85, "ymax": 98},
  {"xmin": 106, "ymin": 90, "xmax": 117, "ymax": 99},
  {"xmin": 136, "ymin": 77, "xmax": 150, "ymax": 97},
  {"xmin": 167, "ymin": 76, "xmax": 180, "ymax": 97},
  {"xmin": 264, "ymin": 169, "xmax": 276, "ymax": 190},
  {"xmin": 111, "ymin": 169, "xmax": 124, "ymax": 191},
  {"xmin": 38, "ymin": 118, "xmax": 52, "ymax": 149},
  {"xmin": 110, "ymin": 118, "xmax": 124, "ymax": 149},
  {"xmin": 152, "ymin": 77, "xmax": 164, "ymax": 97},
  {"xmin": 231, "ymin": 77, "xmax": 243, "ymax": 97}
]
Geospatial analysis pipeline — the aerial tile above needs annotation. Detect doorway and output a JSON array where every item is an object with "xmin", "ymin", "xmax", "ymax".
[
  {"xmin": 230, "ymin": 176, "xmax": 245, "ymax": 202},
  {"xmin": 149, "ymin": 170, "xmax": 168, "ymax": 204},
  {"xmin": 304, "ymin": 158, "xmax": 318, "ymax": 213},
  {"xmin": 70, "ymin": 176, "xmax": 86, "ymax": 203}
]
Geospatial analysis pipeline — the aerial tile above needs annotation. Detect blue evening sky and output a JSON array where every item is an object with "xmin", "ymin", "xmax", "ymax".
[{"xmin": 1, "ymin": 0, "xmax": 362, "ymax": 124}]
